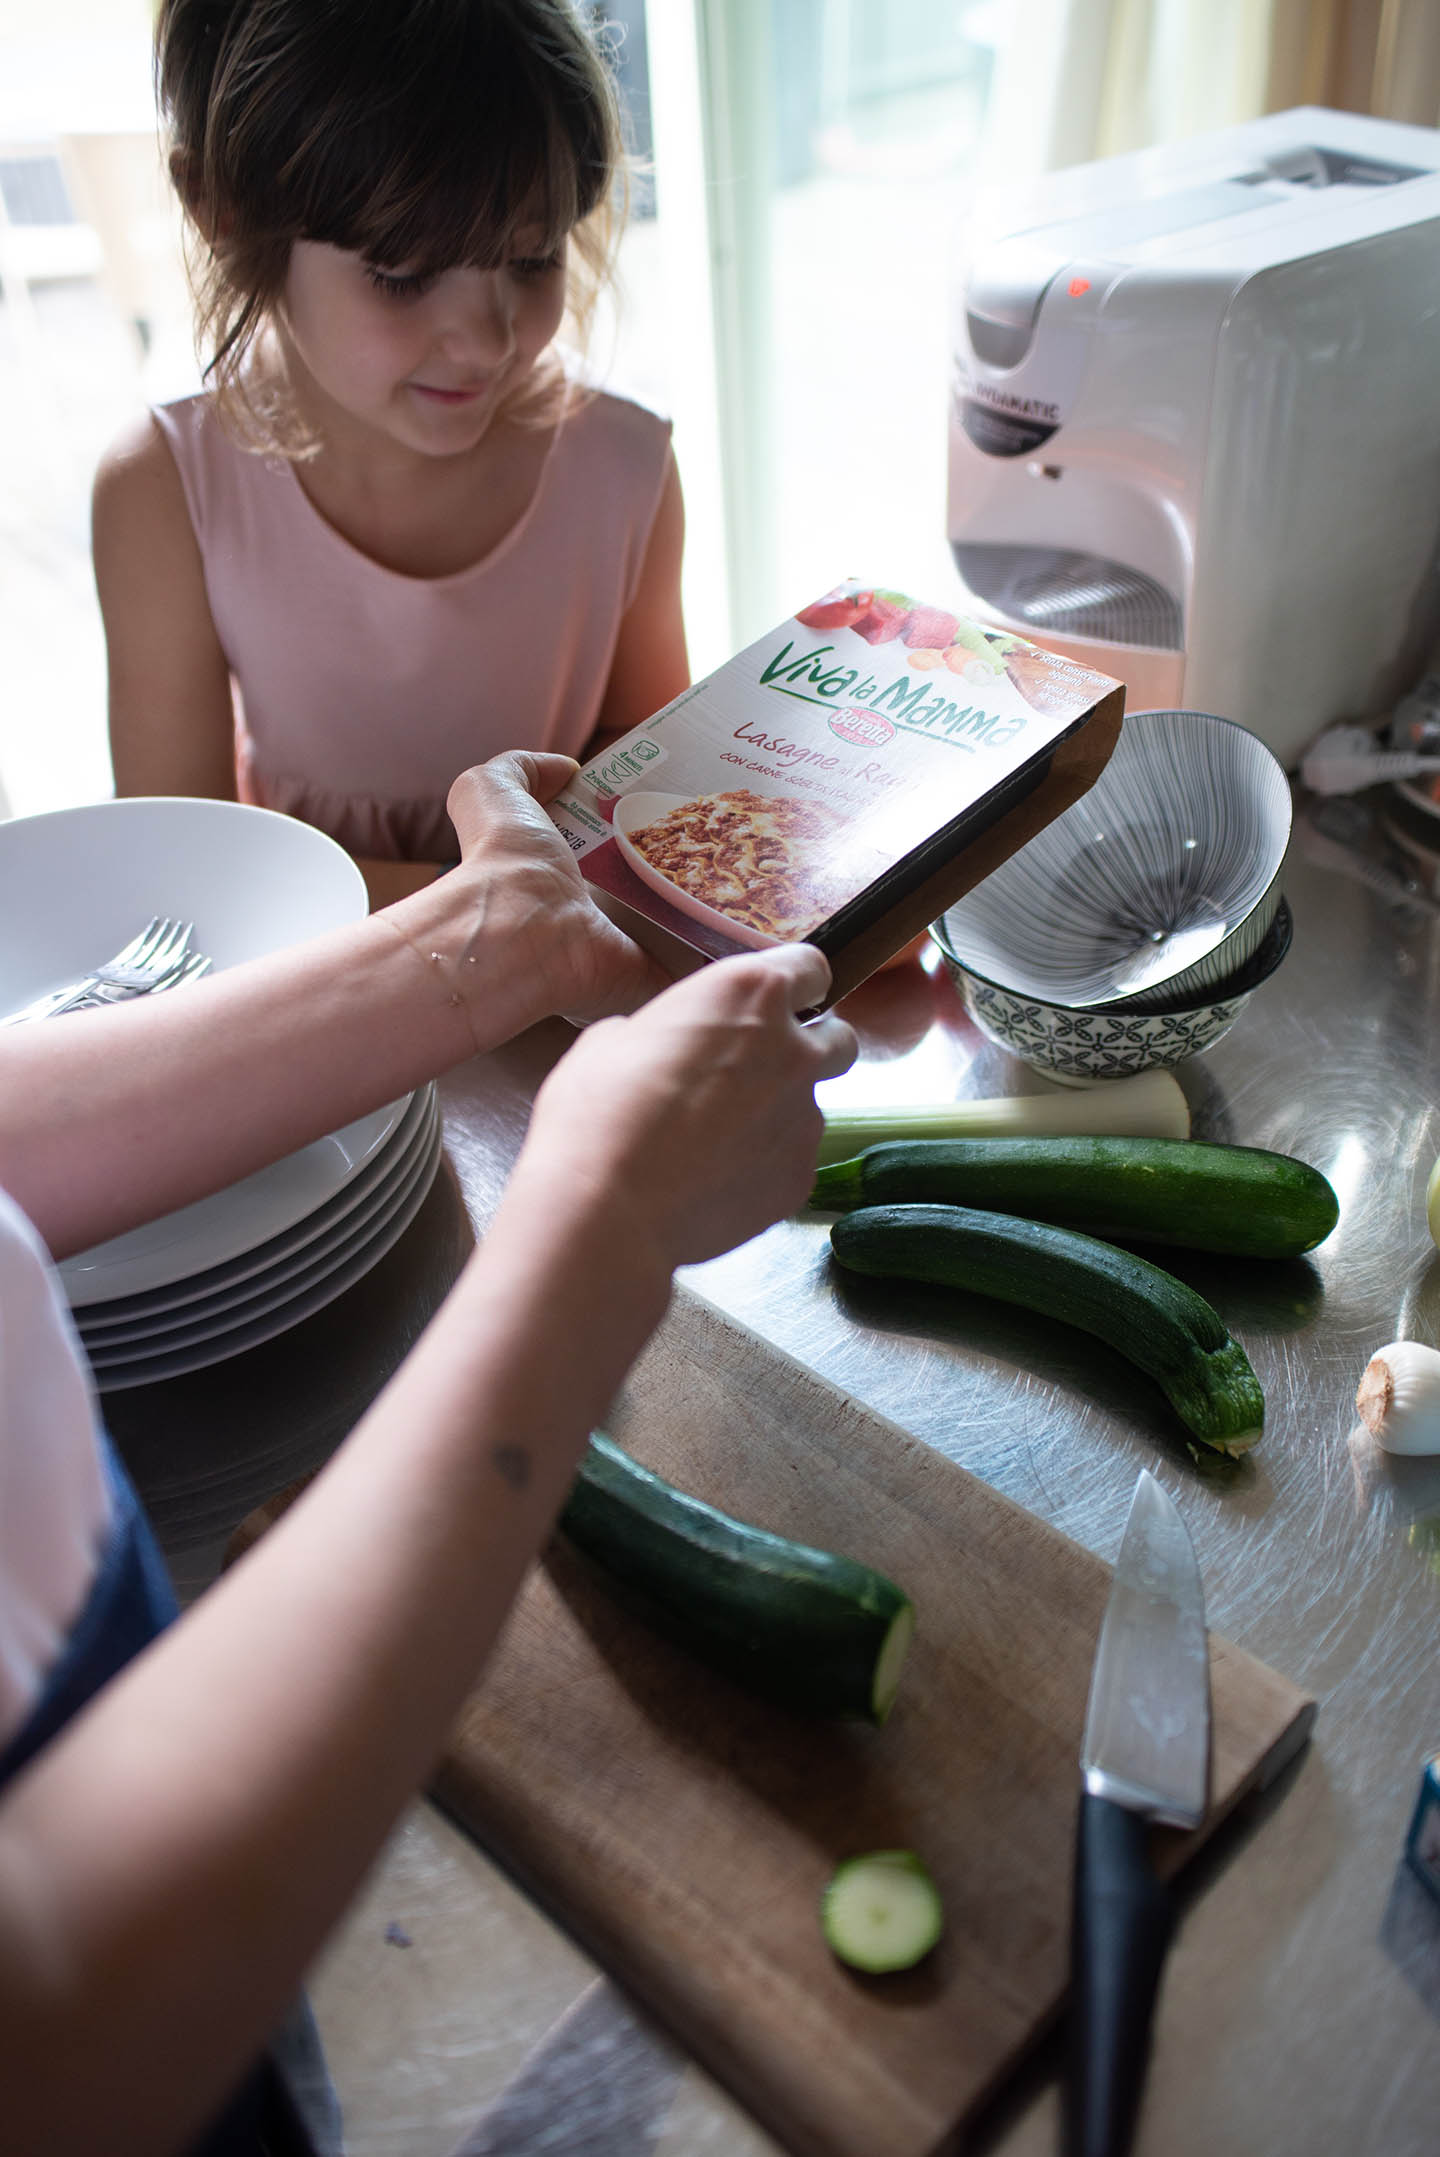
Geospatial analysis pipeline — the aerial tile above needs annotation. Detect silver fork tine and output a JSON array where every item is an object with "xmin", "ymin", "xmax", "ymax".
[
  {"xmin": 109, "ymin": 917, "xmax": 167, "ymax": 969},
  {"xmin": 132, "ymin": 917, "xmax": 186, "ymax": 970},
  {"xmin": 130, "ymin": 917, "xmax": 170, "ymax": 965},
  {"xmin": 144, "ymin": 916, "xmax": 183, "ymax": 963},
  {"xmin": 152, "ymin": 921, "xmax": 195, "ymax": 976}
]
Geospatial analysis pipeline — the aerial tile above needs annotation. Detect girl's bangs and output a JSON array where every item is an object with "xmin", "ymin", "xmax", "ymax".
[
  {"xmin": 317, "ymin": 144, "xmax": 583, "ymax": 278},
  {"xmin": 279, "ymin": 51, "xmax": 610, "ymax": 275}
]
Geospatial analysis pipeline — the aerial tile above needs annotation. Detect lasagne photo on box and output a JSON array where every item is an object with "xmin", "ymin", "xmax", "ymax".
[{"xmin": 614, "ymin": 788, "xmax": 869, "ymax": 946}]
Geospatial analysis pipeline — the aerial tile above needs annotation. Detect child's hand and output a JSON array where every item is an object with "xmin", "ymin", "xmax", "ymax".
[
  {"xmin": 515, "ymin": 944, "xmax": 857, "ymax": 1273},
  {"xmin": 446, "ymin": 752, "xmax": 672, "ymax": 1023}
]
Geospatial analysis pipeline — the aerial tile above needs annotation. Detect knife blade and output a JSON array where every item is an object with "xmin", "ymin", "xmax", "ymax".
[{"xmin": 1065, "ymin": 1467, "xmax": 1210, "ymax": 2157}]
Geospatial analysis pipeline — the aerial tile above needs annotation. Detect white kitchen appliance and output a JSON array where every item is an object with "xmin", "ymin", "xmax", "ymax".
[{"xmin": 948, "ymin": 107, "xmax": 1440, "ymax": 766}]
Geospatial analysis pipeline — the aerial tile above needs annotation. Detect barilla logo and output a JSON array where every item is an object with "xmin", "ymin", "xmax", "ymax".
[{"xmin": 828, "ymin": 707, "xmax": 894, "ymax": 748}]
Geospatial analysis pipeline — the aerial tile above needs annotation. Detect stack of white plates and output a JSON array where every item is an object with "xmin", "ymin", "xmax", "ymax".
[
  {"xmin": 0, "ymin": 797, "xmax": 445, "ymax": 1390},
  {"xmin": 65, "ymin": 1084, "xmax": 441, "ymax": 1389}
]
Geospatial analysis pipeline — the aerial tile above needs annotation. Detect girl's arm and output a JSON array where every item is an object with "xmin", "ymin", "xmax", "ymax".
[
  {"xmin": 0, "ymin": 752, "xmax": 670, "ymax": 1258},
  {"xmin": 94, "ymin": 414, "xmax": 239, "ymax": 801},
  {"xmin": 581, "ymin": 446, "xmax": 690, "ymax": 759},
  {"xmin": 95, "ymin": 422, "xmax": 456, "ymax": 911},
  {"xmin": 0, "ymin": 946, "xmax": 854, "ymax": 2157}
]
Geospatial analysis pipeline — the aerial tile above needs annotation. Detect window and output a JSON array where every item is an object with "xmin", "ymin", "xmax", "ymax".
[{"xmin": 601, "ymin": 2, "xmax": 1013, "ymax": 669}]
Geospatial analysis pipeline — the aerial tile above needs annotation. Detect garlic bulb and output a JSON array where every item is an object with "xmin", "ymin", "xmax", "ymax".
[{"xmin": 1355, "ymin": 1341, "xmax": 1440, "ymax": 1455}]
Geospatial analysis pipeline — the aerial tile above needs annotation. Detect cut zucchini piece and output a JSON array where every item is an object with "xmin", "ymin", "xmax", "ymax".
[
  {"xmin": 559, "ymin": 1431, "xmax": 916, "ymax": 1723},
  {"xmin": 821, "ymin": 1850, "xmax": 943, "ymax": 1973}
]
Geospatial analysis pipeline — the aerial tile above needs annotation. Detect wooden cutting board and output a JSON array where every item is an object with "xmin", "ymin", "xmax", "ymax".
[{"xmin": 425, "ymin": 1285, "xmax": 1315, "ymax": 2157}]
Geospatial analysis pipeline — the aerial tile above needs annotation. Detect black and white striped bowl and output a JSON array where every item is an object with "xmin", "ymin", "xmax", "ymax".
[{"xmin": 939, "ymin": 710, "xmax": 1291, "ymax": 1010}]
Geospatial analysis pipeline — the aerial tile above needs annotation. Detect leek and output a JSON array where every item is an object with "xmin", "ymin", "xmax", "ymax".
[{"xmin": 814, "ymin": 1067, "xmax": 1189, "ymax": 1168}]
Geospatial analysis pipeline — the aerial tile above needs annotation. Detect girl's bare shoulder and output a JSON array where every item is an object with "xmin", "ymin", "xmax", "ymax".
[
  {"xmin": 92, "ymin": 403, "xmax": 214, "ymax": 587},
  {"xmin": 93, "ymin": 404, "xmax": 198, "ymax": 519}
]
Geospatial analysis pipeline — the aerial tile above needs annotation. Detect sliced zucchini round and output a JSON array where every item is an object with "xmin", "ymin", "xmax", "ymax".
[{"xmin": 821, "ymin": 1849, "xmax": 943, "ymax": 1973}]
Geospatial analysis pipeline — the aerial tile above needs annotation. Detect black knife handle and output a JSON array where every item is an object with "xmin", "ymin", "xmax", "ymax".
[{"xmin": 1064, "ymin": 1791, "xmax": 1176, "ymax": 2157}]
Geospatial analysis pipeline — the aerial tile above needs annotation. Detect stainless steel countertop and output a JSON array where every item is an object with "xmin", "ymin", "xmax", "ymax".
[
  {"xmin": 112, "ymin": 784, "xmax": 1440, "ymax": 2156},
  {"xmin": 682, "ymin": 791, "xmax": 1440, "ymax": 2155}
]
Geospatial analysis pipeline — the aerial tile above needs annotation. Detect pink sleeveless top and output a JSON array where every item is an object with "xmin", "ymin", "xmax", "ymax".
[{"xmin": 152, "ymin": 377, "xmax": 674, "ymax": 861}]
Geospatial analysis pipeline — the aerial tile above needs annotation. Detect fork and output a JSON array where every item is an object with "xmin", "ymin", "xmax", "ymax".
[
  {"xmin": 51, "ymin": 917, "xmax": 196, "ymax": 1009},
  {"xmin": 1, "ymin": 917, "xmax": 198, "ymax": 1027},
  {"xmin": 41, "ymin": 917, "xmax": 195, "ymax": 1017},
  {"xmin": 65, "ymin": 947, "xmax": 213, "ymax": 1011}
]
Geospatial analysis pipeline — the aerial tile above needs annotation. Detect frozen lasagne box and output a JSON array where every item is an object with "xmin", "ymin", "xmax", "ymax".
[{"xmin": 549, "ymin": 580, "xmax": 1124, "ymax": 1007}]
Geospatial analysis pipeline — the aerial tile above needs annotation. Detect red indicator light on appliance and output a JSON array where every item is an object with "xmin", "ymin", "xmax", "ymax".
[{"xmin": 1067, "ymin": 276, "xmax": 1091, "ymax": 297}]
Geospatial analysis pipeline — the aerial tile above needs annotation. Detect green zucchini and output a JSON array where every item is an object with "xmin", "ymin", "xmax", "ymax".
[
  {"xmin": 812, "ymin": 1136, "xmax": 1338, "ymax": 1258},
  {"xmin": 821, "ymin": 1850, "xmax": 943, "ymax": 1973},
  {"xmin": 559, "ymin": 1430, "xmax": 915, "ymax": 1723},
  {"xmin": 830, "ymin": 1204, "xmax": 1264, "ymax": 1455}
]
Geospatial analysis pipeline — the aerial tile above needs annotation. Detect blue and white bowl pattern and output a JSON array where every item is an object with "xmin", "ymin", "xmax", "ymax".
[
  {"xmin": 962, "ymin": 978, "xmax": 1251, "ymax": 1082},
  {"xmin": 941, "ymin": 709, "xmax": 1291, "ymax": 1010},
  {"xmin": 933, "ymin": 897, "xmax": 1294, "ymax": 1082}
]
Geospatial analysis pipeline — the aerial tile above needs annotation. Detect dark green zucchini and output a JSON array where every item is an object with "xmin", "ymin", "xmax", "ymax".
[
  {"xmin": 830, "ymin": 1204, "xmax": 1263, "ymax": 1455},
  {"xmin": 559, "ymin": 1430, "xmax": 915, "ymax": 1723},
  {"xmin": 811, "ymin": 1136, "xmax": 1338, "ymax": 1258}
]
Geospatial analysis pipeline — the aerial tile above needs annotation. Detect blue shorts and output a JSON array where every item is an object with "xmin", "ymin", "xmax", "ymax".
[{"xmin": 0, "ymin": 1434, "xmax": 337, "ymax": 2157}]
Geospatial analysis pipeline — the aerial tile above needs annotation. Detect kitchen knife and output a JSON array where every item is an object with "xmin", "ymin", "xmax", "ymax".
[{"xmin": 1065, "ymin": 1467, "xmax": 1210, "ymax": 2157}]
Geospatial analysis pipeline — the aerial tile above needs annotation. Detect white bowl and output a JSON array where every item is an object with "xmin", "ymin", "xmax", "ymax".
[
  {"xmin": 939, "ymin": 709, "xmax": 1291, "ymax": 1009},
  {"xmin": 0, "ymin": 796, "xmax": 366, "ymax": 1015}
]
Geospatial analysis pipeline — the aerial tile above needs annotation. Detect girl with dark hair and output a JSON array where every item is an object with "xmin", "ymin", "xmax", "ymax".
[{"xmin": 95, "ymin": 0, "xmax": 688, "ymax": 907}]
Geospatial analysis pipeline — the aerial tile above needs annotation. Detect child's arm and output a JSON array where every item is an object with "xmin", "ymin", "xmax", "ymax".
[
  {"xmin": 581, "ymin": 447, "xmax": 690, "ymax": 759},
  {"xmin": 93, "ymin": 413, "xmax": 239, "ymax": 801},
  {"xmin": 94, "ymin": 421, "xmax": 476, "ymax": 911},
  {"xmin": 0, "ymin": 751, "xmax": 670, "ymax": 1258},
  {"xmin": 0, "ymin": 946, "xmax": 854, "ymax": 2157}
]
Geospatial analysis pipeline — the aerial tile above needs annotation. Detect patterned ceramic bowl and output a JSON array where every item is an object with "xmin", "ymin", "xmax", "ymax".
[
  {"xmin": 938, "ymin": 709, "xmax": 1292, "ymax": 1010},
  {"xmin": 930, "ymin": 898, "xmax": 1294, "ymax": 1084}
]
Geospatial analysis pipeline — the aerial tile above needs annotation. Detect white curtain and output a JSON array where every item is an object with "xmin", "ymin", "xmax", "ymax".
[
  {"xmin": 1090, "ymin": 0, "xmax": 1276, "ymax": 155},
  {"xmin": 980, "ymin": 0, "xmax": 1277, "ymax": 187},
  {"xmin": 983, "ymin": 0, "xmax": 1440, "ymax": 190}
]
